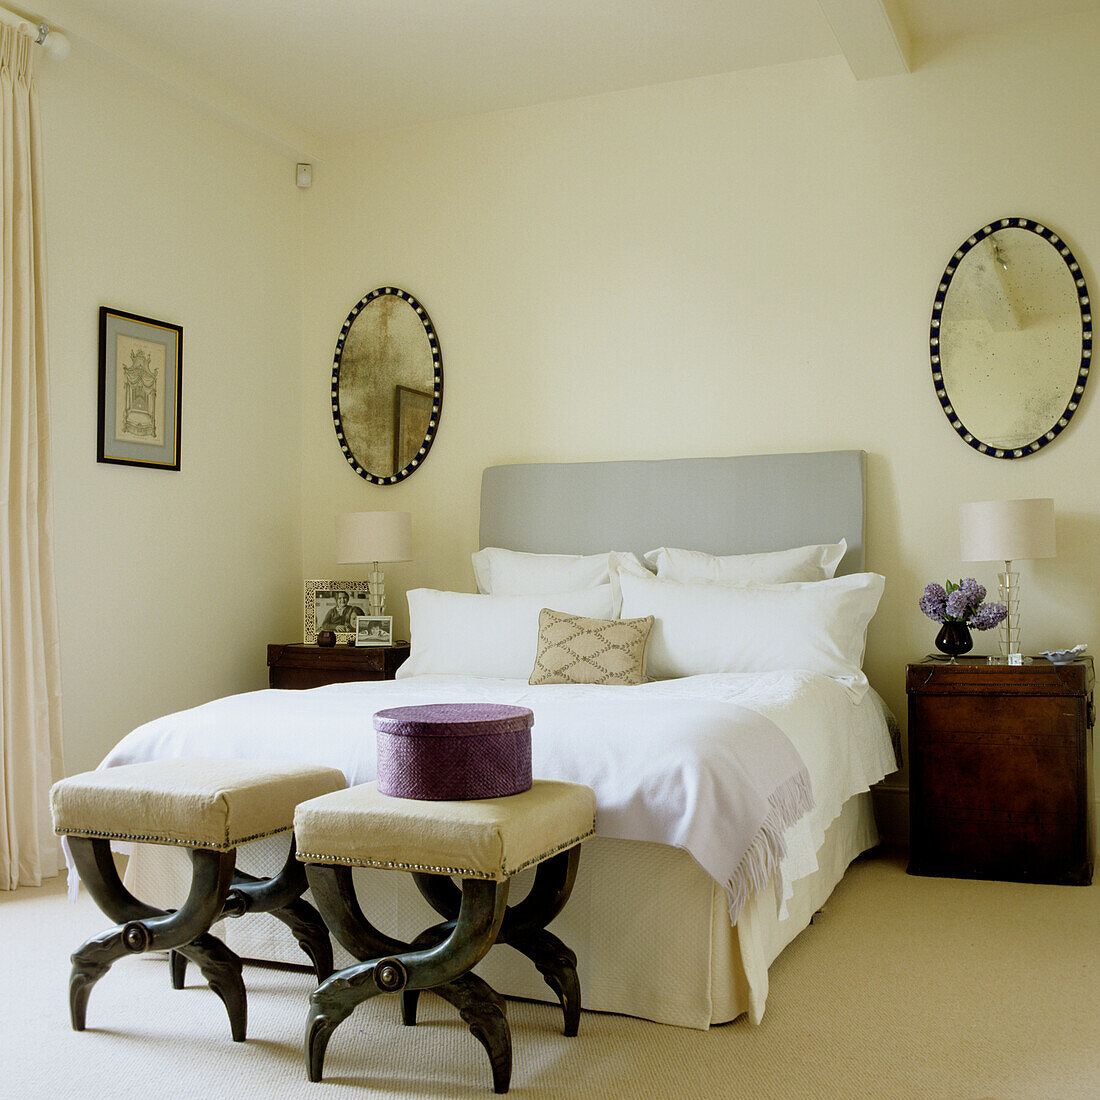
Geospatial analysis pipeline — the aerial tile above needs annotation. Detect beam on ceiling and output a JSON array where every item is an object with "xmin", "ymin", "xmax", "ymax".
[
  {"xmin": 44, "ymin": 0, "xmax": 326, "ymax": 163},
  {"xmin": 816, "ymin": 0, "xmax": 911, "ymax": 79}
]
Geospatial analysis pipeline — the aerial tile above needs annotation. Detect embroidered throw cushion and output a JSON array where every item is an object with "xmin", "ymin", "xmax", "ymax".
[{"xmin": 529, "ymin": 609, "xmax": 654, "ymax": 686}]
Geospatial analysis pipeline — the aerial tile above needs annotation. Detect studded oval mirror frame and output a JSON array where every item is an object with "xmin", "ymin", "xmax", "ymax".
[
  {"xmin": 331, "ymin": 287, "xmax": 443, "ymax": 484},
  {"xmin": 930, "ymin": 217, "xmax": 1092, "ymax": 459}
]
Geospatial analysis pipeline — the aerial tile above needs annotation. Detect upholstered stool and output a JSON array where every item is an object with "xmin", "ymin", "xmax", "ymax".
[
  {"xmin": 50, "ymin": 757, "xmax": 346, "ymax": 1041},
  {"xmin": 295, "ymin": 778, "xmax": 596, "ymax": 1093}
]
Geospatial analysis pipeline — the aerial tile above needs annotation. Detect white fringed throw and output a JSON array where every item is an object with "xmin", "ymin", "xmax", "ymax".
[{"xmin": 95, "ymin": 676, "xmax": 815, "ymax": 922}]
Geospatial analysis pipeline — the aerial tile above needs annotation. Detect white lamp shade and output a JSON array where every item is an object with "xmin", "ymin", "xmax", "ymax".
[
  {"xmin": 336, "ymin": 511, "xmax": 412, "ymax": 564},
  {"xmin": 958, "ymin": 498, "xmax": 1055, "ymax": 562}
]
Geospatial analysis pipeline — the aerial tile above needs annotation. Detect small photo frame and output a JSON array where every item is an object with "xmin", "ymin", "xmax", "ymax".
[
  {"xmin": 304, "ymin": 579, "xmax": 372, "ymax": 644},
  {"xmin": 98, "ymin": 307, "xmax": 183, "ymax": 470},
  {"xmin": 355, "ymin": 615, "xmax": 393, "ymax": 647}
]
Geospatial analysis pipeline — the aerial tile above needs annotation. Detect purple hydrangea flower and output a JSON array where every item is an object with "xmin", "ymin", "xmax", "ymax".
[
  {"xmin": 918, "ymin": 583, "xmax": 948, "ymax": 623},
  {"xmin": 919, "ymin": 578, "xmax": 1005, "ymax": 629},
  {"xmin": 958, "ymin": 578, "xmax": 986, "ymax": 605},
  {"xmin": 970, "ymin": 602, "xmax": 1008, "ymax": 630},
  {"xmin": 945, "ymin": 589, "xmax": 971, "ymax": 620}
]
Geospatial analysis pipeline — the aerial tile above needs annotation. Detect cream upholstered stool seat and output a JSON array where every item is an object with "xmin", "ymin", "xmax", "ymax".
[
  {"xmin": 295, "ymin": 779, "xmax": 596, "ymax": 1094},
  {"xmin": 51, "ymin": 757, "xmax": 346, "ymax": 1041}
]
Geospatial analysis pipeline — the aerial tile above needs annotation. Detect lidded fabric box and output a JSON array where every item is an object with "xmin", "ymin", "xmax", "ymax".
[{"xmin": 373, "ymin": 703, "xmax": 534, "ymax": 800}]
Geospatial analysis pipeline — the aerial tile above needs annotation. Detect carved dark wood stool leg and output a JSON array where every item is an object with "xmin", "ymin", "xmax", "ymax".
[
  {"xmin": 399, "ymin": 918, "xmax": 511, "ymax": 1088},
  {"xmin": 67, "ymin": 836, "xmax": 244, "ymax": 1038},
  {"xmin": 169, "ymin": 836, "xmax": 333, "ymax": 990},
  {"xmin": 413, "ymin": 845, "xmax": 584, "ymax": 1035},
  {"xmin": 52, "ymin": 758, "xmax": 345, "ymax": 1047},
  {"xmin": 400, "ymin": 957, "xmax": 511, "ymax": 1091},
  {"xmin": 292, "ymin": 777, "xmax": 595, "ymax": 1092},
  {"xmin": 67, "ymin": 829, "xmax": 335, "ymax": 1044},
  {"xmin": 304, "ymin": 863, "xmax": 513, "ymax": 1093}
]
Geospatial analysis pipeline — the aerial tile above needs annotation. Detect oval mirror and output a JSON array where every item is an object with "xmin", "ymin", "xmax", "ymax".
[
  {"xmin": 331, "ymin": 287, "xmax": 442, "ymax": 484},
  {"xmin": 930, "ymin": 218, "xmax": 1091, "ymax": 458}
]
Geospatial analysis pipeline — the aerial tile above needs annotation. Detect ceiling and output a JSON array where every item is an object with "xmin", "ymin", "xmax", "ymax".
[{"xmin": 32, "ymin": 0, "xmax": 1100, "ymax": 159}]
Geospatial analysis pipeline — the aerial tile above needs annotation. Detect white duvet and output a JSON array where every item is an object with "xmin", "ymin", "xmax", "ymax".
[{"xmin": 100, "ymin": 671, "xmax": 898, "ymax": 923}]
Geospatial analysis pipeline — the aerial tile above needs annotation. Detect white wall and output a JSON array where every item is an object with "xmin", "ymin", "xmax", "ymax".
[
  {"xmin": 40, "ymin": 48, "xmax": 305, "ymax": 775},
  {"xmin": 300, "ymin": 13, "xmax": 1100, "ymax": 805},
  {"xmin": 33, "ymin": 11, "xmax": 1100, "ymax": 803}
]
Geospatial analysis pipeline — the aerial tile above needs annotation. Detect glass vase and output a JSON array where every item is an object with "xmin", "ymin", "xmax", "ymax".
[{"xmin": 934, "ymin": 621, "xmax": 973, "ymax": 661}]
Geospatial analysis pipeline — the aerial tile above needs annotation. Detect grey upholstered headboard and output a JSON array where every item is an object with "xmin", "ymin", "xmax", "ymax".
[{"xmin": 479, "ymin": 451, "xmax": 866, "ymax": 575}]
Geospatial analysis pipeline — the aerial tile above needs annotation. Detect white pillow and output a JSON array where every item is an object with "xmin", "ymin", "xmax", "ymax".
[
  {"xmin": 617, "ymin": 570, "xmax": 884, "ymax": 699},
  {"xmin": 397, "ymin": 585, "xmax": 617, "ymax": 679},
  {"xmin": 644, "ymin": 539, "xmax": 847, "ymax": 584},
  {"xmin": 611, "ymin": 551, "xmax": 652, "ymax": 579},
  {"xmin": 472, "ymin": 547, "xmax": 642, "ymax": 595}
]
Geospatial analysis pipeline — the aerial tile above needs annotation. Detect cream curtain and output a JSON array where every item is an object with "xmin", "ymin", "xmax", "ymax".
[{"xmin": 0, "ymin": 25, "xmax": 64, "ymax": 889}]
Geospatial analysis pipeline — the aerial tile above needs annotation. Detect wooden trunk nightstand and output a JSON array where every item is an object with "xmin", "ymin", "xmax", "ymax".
[
  {"xmin": 267, "ymin": 643, "xmax": 410, "ymax": 689},
  {"xmin": 906, "ymin": 655, "xmax": 1094, "ymax": 885}
]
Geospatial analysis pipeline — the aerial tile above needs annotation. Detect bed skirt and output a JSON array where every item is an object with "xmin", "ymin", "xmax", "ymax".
[{"xmin": 123, "ymin": 791, "xmax": 877, "ymax": 1030}]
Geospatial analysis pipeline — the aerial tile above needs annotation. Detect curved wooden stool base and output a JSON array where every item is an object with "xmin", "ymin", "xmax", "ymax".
[
  {"xmin": 305, "ymin": 866, "xmax": 514, "ymax": 1089},
  {"xmin": 294, "ymin": 777, "xmax": 595, "ymax": 1093},
  {"xmin": 52, "ymin": 758, "xmax": 345, "ymax": 1042},
  {"xmin": 411, "ymin": 846, "xmax": 583, "ymax": 1036},
  {"xmin": 303, "ymin": 848, "xmax": 584, "ymax": 1094},
  {"xmin": 67, "ymin": 834, "xmax": 331, "ymax": 1042},
  {"xmin": 169, "ymin": 856, "xmax": 335, "ymax": 993}
]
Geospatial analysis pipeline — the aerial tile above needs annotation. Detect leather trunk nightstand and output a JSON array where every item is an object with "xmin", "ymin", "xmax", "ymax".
[
  {"xmin": 267, "ymin": 642, "xmax": 410, "ymax": 689},
  {"xmin": 906, "ymin": 655, "xmax": 1094, "ymax": 885}
]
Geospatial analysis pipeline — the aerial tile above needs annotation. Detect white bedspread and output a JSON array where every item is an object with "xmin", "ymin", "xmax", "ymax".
[{"xmin": 99, "ymin": 671, "xmax": 897, "ymax": 923}]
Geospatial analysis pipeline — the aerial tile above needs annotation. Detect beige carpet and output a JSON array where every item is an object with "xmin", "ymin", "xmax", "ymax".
[{"xmin": 2, "ymin": 853, "xmax": 1097, "ymax": 1099}]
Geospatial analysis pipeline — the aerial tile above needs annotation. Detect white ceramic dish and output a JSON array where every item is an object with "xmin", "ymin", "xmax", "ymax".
[{"xmin": 1039, "ymin": 644, "xmax": 1088, "ymax": 664}]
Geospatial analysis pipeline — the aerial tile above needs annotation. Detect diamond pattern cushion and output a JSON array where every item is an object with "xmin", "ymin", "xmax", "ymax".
[
  {"xmin": 529, "ymin": 609, "xmax": 654, "ymax": 686},
  {"xmin": 51, "ymin": 758, "xmax": 347, "ymax": 851},
  {"xmin": 294, "ymin": 779, "xmax": 596, "ymax": 882}
]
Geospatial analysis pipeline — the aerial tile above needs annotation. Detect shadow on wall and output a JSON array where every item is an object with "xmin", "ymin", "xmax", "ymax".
[{"xmin": 1037, "ymin": 510, "xmax": 1100, "ymax": 648}]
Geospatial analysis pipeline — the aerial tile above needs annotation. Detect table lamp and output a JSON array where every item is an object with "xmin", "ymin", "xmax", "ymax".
[
  {"xmin": 958, "ymin": 498, "xmax": 1055, "ymax": 664},
  {"xmin": 336, "ymin": 511, "xmax": 412, "ymax": 618}
]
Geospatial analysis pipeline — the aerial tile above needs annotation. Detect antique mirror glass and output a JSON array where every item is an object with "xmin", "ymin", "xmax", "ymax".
[
  {"xmin": 930, "ymin": 218, "xmax": 1091, "ymax": 458},
  {"xmin": 331, "ymin": 287, "xmax": 443, "ymax": 484}
]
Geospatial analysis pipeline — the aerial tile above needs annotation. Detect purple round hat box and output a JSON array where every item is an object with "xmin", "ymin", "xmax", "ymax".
[{"xmin": 373, "ymin": 703, "xmax": 534, "ymax": 800}]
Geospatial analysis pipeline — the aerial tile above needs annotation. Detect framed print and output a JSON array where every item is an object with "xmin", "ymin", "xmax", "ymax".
[
  {"xmin": 304, "ymin": 579, "xmax": 371, "ymax": 644},
  {"xmin": 98, "ymin": 307, "xmax": 183, "ymax": 470},
  {"xmin": 355, "ymin": 615, "xmax": 393, "ymax": 647}
]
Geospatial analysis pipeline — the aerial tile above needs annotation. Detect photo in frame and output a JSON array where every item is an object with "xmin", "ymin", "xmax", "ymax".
[
  {"xmin": 98, "ymin": 307, "xmax": 183, "ymax": 470},
  {"xmin": 303, "ymin": 580, "xmax": 372, "ymax": 644},
  {"xmin": 355, "ymin": 615, "xmax": 393, "ymax": 647}
]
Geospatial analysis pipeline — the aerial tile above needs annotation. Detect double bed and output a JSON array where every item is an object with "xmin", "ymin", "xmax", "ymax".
[{"xmin": 108, "ymin": 450, "xmax": 898, "ymax": 1030}]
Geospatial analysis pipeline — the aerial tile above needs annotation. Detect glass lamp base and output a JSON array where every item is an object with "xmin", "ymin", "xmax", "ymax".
[
  {"xmin": 997, "ymin": 570, "xmax": 1020, "ymax": 660},
  {"xmin": 368, "ymin": 567, "xmax": 386, "ymax": 617}
]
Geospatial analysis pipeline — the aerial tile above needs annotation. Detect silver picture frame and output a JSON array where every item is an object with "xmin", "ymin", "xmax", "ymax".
[
  {"xmin": 303, "ymin": 579, "xmax": 372, "ymax": 644},
  {"xmin": 355, "ymin": 615, "xmax": 393, "ymax": 647}
]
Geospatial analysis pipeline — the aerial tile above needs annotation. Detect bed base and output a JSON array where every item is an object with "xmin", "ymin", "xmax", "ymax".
[{"xmin": 123, "ymin": 791, "xmax": 876, "ymax": 1030}]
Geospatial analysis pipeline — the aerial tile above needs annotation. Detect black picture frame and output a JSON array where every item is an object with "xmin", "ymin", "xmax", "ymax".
[{"xmin": 97, "ymin": 306, "xmax": 183, "ymax": 470}]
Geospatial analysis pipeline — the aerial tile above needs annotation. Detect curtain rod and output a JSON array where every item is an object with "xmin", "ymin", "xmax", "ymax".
[{"xmin": 0, "ymin": 4, "xmax": 69, "ymax": 59}]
